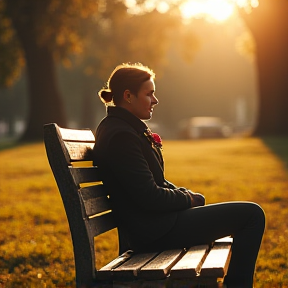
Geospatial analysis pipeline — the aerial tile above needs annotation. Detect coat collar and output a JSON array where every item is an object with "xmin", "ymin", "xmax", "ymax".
[{"xmin": 107, "ymin": 106, "xmax": 148, "ymax": 134}]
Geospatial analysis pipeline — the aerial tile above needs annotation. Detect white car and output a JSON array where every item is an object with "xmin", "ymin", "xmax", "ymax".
[{"xmin": 179, "ymin": 117, "xmax": 233, "ymax": 139}]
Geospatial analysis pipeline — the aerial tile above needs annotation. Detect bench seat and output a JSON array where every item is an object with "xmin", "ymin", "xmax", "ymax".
[{"xmin": 98, "ymin": 238, "xmax": 232, "ymax": 281}]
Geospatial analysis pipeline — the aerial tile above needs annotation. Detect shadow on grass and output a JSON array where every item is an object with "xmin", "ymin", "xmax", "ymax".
[{"xmin": 262, "ymin": 136, "xmax": 288, "ymax": 169}]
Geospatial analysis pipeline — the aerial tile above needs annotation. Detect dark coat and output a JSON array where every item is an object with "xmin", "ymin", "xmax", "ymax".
[{"xmin": 93, "ymin": 106, "xmax": 192, "ymax": 251}]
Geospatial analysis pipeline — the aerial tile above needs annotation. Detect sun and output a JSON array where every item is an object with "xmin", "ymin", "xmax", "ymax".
[{"xmin": 179, "ymin": 0, "xmax": 235, "ymax": 22}]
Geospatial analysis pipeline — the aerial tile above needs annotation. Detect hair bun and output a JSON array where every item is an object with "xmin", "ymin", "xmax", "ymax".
[{"xmin": 98, "ymin": 89, "xmax": 113, "ymax": 103}]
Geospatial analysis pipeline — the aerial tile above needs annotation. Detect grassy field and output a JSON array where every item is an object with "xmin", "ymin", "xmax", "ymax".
[{"xmin": 0, "ymin": 137, "xmax": 288, "ymax": 288}]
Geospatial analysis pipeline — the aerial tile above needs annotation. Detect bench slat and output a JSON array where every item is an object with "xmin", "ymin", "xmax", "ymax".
[
  {"xmin": 80, "ymin": 185, "xmax": 107, "ymax": 200},
  {"xmin": 59, "ymin": 127, "xmax": 95, "ymax": 142},
  {"xmin": 98, "ymin": 250, "xmax": 134, "ymax": 280},
  {"xmin": 113, "ymin": 252, "xmax": 158, "ymax": 278},
  {"xmin": 170, "ymin": 245, "xmax": 209, "ymax": 278},
  {"xmin": 139, "ymin": 249, "xmax": 184, "ymax": 280},
  {"xmin": 199, "ymin": 242, "xmax": 232, "ymax": 277},
  {"xmin": 215, "ymin": 236, "xmax": 233, "ymax": 244},
  {"xmin": 64, "ymin": 141, "xmax": 94, "ymax": 161},
  {"xmin": 69, "ymin": 167, "xmax": 102, "ymax": 185},
  {"xmin": 88, "ymin": 212, "xmax": 116, "ymax": 237},
  {"xmin": 79, "ymin": 185, "xmax": 111, "ymax": 217},
  {"xmin": 83, "ymin": 195, "xmax": 111, "ymax": 218}
]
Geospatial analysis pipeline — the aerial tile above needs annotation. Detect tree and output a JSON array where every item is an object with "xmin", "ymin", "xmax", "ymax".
[
  {"xmin": 239, "ymin": 0, "xmax": 288, "ymax": 136},
  {"xmin": 1, "ymin": 0, "xmax": 99, "ymax": 140}
]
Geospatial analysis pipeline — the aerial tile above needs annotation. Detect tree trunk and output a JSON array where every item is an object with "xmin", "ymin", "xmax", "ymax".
[
  {"xmin": 5, "ymin": 1, "xmax": 67, "ymax": 141},
  {"xmin": 21, "ymin": 40, "xmax": 67, "ymax": 141},
  {"xmin": 241, "ymin": 0, "xmax": 288, "ymax": 136}
]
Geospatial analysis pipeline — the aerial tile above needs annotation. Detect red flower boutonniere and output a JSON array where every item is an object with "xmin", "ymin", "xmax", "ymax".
[
  {"xmin": 144, "ymin": 128, "xmax": 163, "ymax": 149},
  {"xmin": 152, "ymin": 133, "xmax": 162, "ymax": 148}
]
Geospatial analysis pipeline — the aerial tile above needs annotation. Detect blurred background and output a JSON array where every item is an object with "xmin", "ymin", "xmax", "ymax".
[{"xmin": 0, "ymin": 0, "xmax": 287, "ymax": 141}]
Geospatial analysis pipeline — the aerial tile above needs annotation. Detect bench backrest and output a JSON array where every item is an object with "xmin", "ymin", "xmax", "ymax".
[{"xmin": 44, "ymin": 123, "xmax": 116, "ymax": 287}]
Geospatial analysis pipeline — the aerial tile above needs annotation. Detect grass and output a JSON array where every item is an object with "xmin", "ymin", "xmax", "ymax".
[{"xmin": 0, "ymin": 137, "xmax": 288, "ymax": 288}]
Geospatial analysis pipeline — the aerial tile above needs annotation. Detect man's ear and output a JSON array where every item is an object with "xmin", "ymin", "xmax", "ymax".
[{"xmin": 123, "ymin": 89, "xmax": 132, "ymax": 104}]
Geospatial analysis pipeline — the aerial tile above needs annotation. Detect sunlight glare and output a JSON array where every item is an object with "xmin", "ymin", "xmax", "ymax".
[
  {"xmin": 125, "ymin": 0, "xmax": 171, "ymax": 14},
  {"xmin": 180, "ymin": 0, "xmax": 234, "ymax": 22},
  {"xmin": 124, "ymin": 0, "xmax": 259, "ymax": 19},
  {"xmin": 157, "ymin": 1, "xmax": 170, "ymax": 13},
  {"xmin": 234, "ymin": 0, "xmax": 259, "ymax": 8},
  {"xmin": 234, "ymin": 0, "xmax": 259, "ymax": 12}
]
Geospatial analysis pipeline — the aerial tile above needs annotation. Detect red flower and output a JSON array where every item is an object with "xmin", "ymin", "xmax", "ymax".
[
  {"xmin": 152, "ymin": 133, "xmax": 162, "ymax": 146},
  {"xmin": 144, "ymin": 129, "xmax": 162, "ymax": 149}
]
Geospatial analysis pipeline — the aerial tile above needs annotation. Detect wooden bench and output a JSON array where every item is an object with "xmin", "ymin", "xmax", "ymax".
[{"xmin": 43, "ymin": 123, "xmax": 232, "ymax": 288}]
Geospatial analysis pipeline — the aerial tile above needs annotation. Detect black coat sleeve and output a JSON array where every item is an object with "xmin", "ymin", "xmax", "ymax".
[{"xmin": 106, "ymin": 131, "xmax": 192, "ymax": 212}]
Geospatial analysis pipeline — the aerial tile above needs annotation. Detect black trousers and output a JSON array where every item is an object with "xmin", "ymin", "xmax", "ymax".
[{"xmin": 143, "ymin": 202, "xmax": 265, "ymax": 288}]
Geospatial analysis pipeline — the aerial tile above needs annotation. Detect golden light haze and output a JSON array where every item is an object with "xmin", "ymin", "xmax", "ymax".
[
  {"xmin": 125, "ymin": 0, "xmax": 259, "ymax": 22},
  {"xmin": 180, "ymin": 0, "xmax": 235, "ymax": 21}
]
